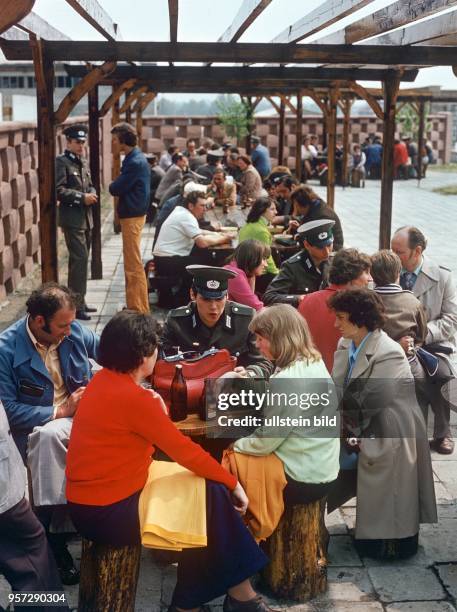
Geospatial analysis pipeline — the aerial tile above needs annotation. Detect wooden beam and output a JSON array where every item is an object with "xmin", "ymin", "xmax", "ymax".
[
  {"xmin": 132, "ymin": 90, "xmax": 156, "ymax": 114},
  {"xmin": 272, "ymin": 0, "xmax": 374, "ymax": 43},
  {"xmin": 100, "ymin": 78, "xmax": 137, "ymax": 117},
  {"xmin": 64, "ymin": 64, "xmax": 419, "ymax": 83},
  {"xmin": 366, "ymin": 10, "xmax": 457, "ymax": 46},
  {"xmin": 280, "ymin": 95, "xmax": 296, "ymax": 114},
  {"xmin": 218, "ymin": 0, "xmax": 272, "ymax": 42},
  {"xmin": 124, "ymin": 87, "xmax": 133, "ymax": 124},
  {"xmin": 30, "ymin": 36, "xmax": 58, "ymax": 282},
  {"xmin": 119, "ymin": 85, "xmax": 148, "ymax": 114},
  {"xmin": 16, "ymin": 11, "xmax": 70, "ymax": 40},
  {"xmin": 64, "ymin": 0, "xmax": 121, "ymax": 40},
  {"xmin": 0, "ymin": 0, "xmax": 35, "ymax": 35},
  {"xmin": 417, "ymin": 32, "xmax": 457, "ymax": 45},
  {"xmin": 345, "ymin": 81, "xmax": 383, "ymax": 119},
  {"xmin": 302, "ymin": 89, "xmax": 328, "ymax": 116},
  {"xmin": 266, "ymin": 96, "xmax": 281, "ymax": 114},
  {"xmin": 295, "ymin": 92, "xmax": 303, "ymax": 179},
  {"xmin": 341, "ymin": 98, "xmax": 352, "ymax": 187},
  {"xmin": 111, "ymin": 93, "xmax": 121, "ymax": 234},
  {"xmin": 168, "ymin": 0, "xmax": 178, "ymax": 43},
  {"xmin": 417, "ymin": 100, "xmax": 426, "ymax": 182},
  {"xmin": 88, "ymin": 85, "xmax": 102, "ymax": 279},
  {"xmin": 252, "ymin": 96, "xmax": 263, "ymax": 110},
  {"xmin": 278, "ymin": 98, "xmax": 285, "ymax": 165},
  {"xmin": 315, "ymin": 0, "xmax": 457, "ymax": 44},
  {"xmin": 326, "ymin": 88, "xmax": 338, "ymax": 209},
  {"xmin": 54, "ymin": 61, "xmax": 116, "ymax": 124},
  {"xmin": 379, "ymin": 72, "xmax": 401, "ymax": 249},
  {"xmin": 2, "ymin": 40, "xmax": 456, "ymax": 66}
]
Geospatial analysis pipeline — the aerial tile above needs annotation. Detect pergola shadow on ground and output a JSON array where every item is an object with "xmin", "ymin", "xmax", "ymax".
[{"xmin": 2, "ymin": 1, "xmax": 457, "ymax": 284}]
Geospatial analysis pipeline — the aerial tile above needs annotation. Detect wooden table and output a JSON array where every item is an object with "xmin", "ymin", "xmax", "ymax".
[{"xmin": 175, "ymin": 412, "xmax": 231, "ymax": 461}]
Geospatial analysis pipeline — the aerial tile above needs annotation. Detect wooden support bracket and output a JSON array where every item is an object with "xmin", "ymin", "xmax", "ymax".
[
  {"xmin": 132, "ymin": 90, "xmax": 156, "ymax": 114},
  {"xmin": 0, "ymin": 0, "xmax": 35, "ymax": 35},
  {"xmin": 119, "ymin": 85, "xmax": 148, "ymax": 114},
  {"xmin": 280, "ymin": 94, "xmax": 296, "ymax": 114},
  {"xmin": 55, "ymin": 61, "xmax": 116, "ymax": 124},
  {"xmin": 266, "ymin": 96, "xmax": 281, "ymax": 114},
  {"xmin": 100, "ymin": 78, "xmax": 137, "ymax": 117},
  {"xmin": 346, "ymin": 81, "xmax": 383, "ymax": 119}
]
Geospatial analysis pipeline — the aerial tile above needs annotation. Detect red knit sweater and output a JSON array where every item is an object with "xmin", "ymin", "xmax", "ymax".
[{"xmin": 66, "ymin": 368, "xmax": 236, "ymax": 505}]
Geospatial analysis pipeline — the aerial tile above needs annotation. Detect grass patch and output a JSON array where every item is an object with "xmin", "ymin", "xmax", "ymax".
[{"xmin": 433, "ymin": 184, "xmax": 457, "ymax": 195}]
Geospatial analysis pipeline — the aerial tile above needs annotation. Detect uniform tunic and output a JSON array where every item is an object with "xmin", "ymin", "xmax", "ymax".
[
  {"xmin": 263, "ymin": 249, "xmax": 329, "ymax": 308},
  {"xmin": 161, "ymin": 301, "xmax": 273, "ymax": 378}
]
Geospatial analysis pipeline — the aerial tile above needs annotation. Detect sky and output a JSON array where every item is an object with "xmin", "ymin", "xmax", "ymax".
[{"xmin": 20, "ymin": 0, "xmax": 457, "ymax": 94}]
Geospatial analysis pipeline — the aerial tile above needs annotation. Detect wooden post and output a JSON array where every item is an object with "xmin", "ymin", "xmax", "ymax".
[
  {"xmin": 278, "ymin": 98, "xmax": 285, "ymax": 166},
  {"xmin": 341, "ymin": 98, "xmax": 352, "ymax": 187},
  {"xmin": 262, "ymin": 499, "xmax": 328, "ymax": 601},
  {"xmin": 78, "ymin": 539, "xmax": 141, "ymax": 612},
  {"xmin": 30, "ymin": 37, "xmax": 58, "ymax": 282},
  {"xmin": 245, "ymin": 96, "xmax": 253, "ymax": 155},
  {"xmin": 111, "ymin": 91, "xmax": 121, "ymax": 234},
  {"xmin": 379, "ymin": 73, "xmax": 400, "ymax": 249},
  {"xmin": 88, "ymin": 85, "xmax": 102, "ymax": 279},
  {"xmin": 417, "ymin": 100, "xmax": 425, "ymax": 182},
  {"xmin": 326, "ymin": 88, "xmax": 338, "ymax": 209},
  {"xmin": 295, "ymin": 91, "xmax": 303, "ymax": 180}
]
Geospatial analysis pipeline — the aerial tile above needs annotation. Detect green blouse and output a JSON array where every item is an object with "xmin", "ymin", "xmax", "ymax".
[{"xmin": 238, "ymin": 216, "xmax": 278, "ymax": 275}]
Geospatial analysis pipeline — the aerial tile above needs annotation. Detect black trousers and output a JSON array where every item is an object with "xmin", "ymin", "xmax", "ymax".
[
  {"xmin": 0, "ymin": 498, "xmax": 68, "ymax": 611},
  {"xmin": 62, "ymin": 226, "xmax": 91, "ymax": 309}
]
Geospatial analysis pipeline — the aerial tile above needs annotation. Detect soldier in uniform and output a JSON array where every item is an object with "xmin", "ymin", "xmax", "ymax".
[
  {"xmin": 160, "ymin": 265, "xmax": 273, "ymax": 378},
  {"xmin": 56, "ymin": 124, "xmax": 97, "ymax": 321},
  {"xmin": 263, "ymin": 219, "xmax": 334, "ymax": 307}
]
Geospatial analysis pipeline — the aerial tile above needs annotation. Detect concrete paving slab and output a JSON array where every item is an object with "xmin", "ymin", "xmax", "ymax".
[
  {"xmin": 385, "ymin": 603, "xmax": 457, "ymax": 612},
  {"xmin": 313, "ymin": 603, "xmax": 383, "ymax": 611},
  {"xmin": 313, "ymin": 567, "xmax": 375, "ymax": 602},
  {"xmin": 368, "ymin": 567, "xmax": 446, "ymax": 602},
  {"xmin": 328, "ymin": 535, "xmax": 363, "ymax": 567},
  {"xmin": 325, "ymin": 509, "xmax": 348, "ymax": 535},
  {"xmin": 420, "ymin": 519, "xmax": 457, "ymax": 563},
  {"xmin": 436, "ymin": 563, "xmax": 457, "ymax": 600}
]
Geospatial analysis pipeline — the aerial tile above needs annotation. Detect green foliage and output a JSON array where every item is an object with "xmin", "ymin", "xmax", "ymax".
[
  {"xmin": 216, "ymin": 95, "xmax": 254, "ymax": 141},
  {"xmin": 397, "ymin": 102, "xmax": 431, "ymax": 139}
]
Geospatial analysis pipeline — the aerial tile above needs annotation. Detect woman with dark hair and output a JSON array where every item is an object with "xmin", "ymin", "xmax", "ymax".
[
  {"xmin": 327, "ymin": 288, "xmax": 437, "ymax": 559},
  {"xmin": 224, "ymin": 240, "xmax": 270, "ymax": 310},
  {"xmin": 238, "ymin": 198, "xmax": 279, "ymax": 287},
  {"xmin": 66, "ymin": 310, "xmax": 272, "ymax": 612},
  {"xmin": 289, "ymin": 184, "xmax": 344, "ymax": 251}
]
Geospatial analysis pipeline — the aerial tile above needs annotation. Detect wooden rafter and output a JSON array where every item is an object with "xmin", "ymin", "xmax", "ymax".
[
  {"xmin": 218, "ymin": 0, "xmax": 272, "ymax": 42},
  {"xmin": 64, "ymin": 0, "xmax": 121, "ymax": 41},
  {"xmin": 2, "ymin": 40, "xmax": 456, "ymax": 66},
  {"xmin": 119, "ymin": 85, "xmax": 148, "ymax": 114},
  {"xmin": 418, "ymin": 33, "xmax": 457, "ymax": 45},
  {"xmin": 54, "ymin": 61, "xmax": 116, "ymax": 124},
  {"xmin": 168, "ymin": 0, "xmax": 178, "ymax": 43},
  {"xmin": 315, "ymin": 0, "xmax": 457, "ymax": 44},
  {"xmin": 366, "ymin": 10, "xmax": 457, "ymax": 46},
  {"xmin": 100, "ymin": 78, "xmax": 137, "ymax": 116},
  {"xmin": 272, "ymin": 0, "xmax": 374, "ymax": 43},
  {"xmin": 0, "ymin": 0, "xmax": 35, "ymax": 35},
  {"xmin": 12, "ymin": 11, "xmax": 71, "ymax": 40},
  {"xmin": 345, "ymin": 81, "xmax": 383, "ymax": 119}
]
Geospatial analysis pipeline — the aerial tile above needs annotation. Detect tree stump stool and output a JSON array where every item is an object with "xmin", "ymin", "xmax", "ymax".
[
  {"xmin": 262, "ymin": 498, "xmax": 329, "ymax": 601},
  {"xmin": 78, "ymin": 539, "xmax": 141, "ymax": 612}
]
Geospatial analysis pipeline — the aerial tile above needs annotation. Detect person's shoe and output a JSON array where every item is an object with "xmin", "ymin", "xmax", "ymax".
[
  {"xmin": 84, "ymin": 304, "xmax": 97, "ymax": 313},
  {"xmin": 223, "ymin": 595, "xmax": 279, "ymax": 612},
  {"xmin": 76, "ymin": 310, "xmax": 91, "ymax": 321},
  {"xmin": 50, "ymin": 541, "xmax": 80, "ymax": 585},
  {"xmin": 430, "ymin": 437, "xmax": 455, "ymax": 454}
]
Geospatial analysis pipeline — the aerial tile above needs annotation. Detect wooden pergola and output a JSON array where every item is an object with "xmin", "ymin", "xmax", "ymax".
[{"xmin": 2, "ymin": 0, "xmax": 457, "ymax": 285}]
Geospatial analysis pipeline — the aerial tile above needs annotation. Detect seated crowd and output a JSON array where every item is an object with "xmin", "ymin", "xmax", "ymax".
[{"xmin": 0, "ymin": 128, "xmax": 452, "ymax": 611}]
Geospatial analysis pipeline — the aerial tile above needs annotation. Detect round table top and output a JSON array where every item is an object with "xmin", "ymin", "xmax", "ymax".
[{"xmin": 175, "ymin": 412, "xmax": 218, "ymax": 436}]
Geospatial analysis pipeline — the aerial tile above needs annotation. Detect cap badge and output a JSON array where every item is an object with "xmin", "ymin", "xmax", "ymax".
[
  {"xmin": 207, "ymin": 280, "xmax": 220, "ymax": 289},
  {"xmin": 318, "ymin": 232, "xmax": 328, "ymax": 240},
  {"xmin": 77, "ymin": 130, "xmax": 85, "ymax": 137}
]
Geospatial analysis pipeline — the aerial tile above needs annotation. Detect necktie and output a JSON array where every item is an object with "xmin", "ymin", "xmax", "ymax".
[{"xmin": 401, "ymin": 272, "xmax": 416, "ymax": 291}]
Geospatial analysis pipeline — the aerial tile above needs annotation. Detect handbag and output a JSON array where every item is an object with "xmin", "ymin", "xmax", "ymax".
[{"xmin": 152, "ymin": 348, "xmax": 237, "ymax": 413}]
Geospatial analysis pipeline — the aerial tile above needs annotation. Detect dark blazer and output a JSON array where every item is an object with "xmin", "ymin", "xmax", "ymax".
[
  {"xmin": 109, "ymin": 147, "xmax": 151, "ymax": 218},
  {"xmin": 56, "ymin": 151, "xmax": 95, "ymax": 230}
]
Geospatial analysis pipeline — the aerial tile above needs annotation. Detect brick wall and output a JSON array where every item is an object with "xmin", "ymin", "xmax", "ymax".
[{"xmin": 141, "ymin": 112, "xmax": 453, "ymax": 165}]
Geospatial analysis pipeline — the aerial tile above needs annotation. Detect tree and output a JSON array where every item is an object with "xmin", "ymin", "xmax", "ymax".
[
  {"xmin": 397, "ymin": 102, "xmax": 431, "ymax": 139},
  {"xmin": 216, "ymin": 95, "xmax": 253, "ymax": 142}
]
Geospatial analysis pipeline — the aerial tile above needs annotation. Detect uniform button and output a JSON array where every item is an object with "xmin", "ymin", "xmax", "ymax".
[
  {"xmin": 185, "ymin": 309, "xmax": 190, "ymax": 314},
  {"xmin": 233, "ymin": 307, "xmax": 238, "ymax": 312},
  {"xmin": 235, "ymin": 352, "xmax": 240, "ymax": 357}
]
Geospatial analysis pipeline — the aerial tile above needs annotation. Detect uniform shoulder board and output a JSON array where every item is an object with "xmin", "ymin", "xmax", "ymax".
[
  {"xmin": 439, "ymin": 265, "xmax": 451, "ymax": 272},
  {"xmin": 229, "ymin": 302, "xmax": 254, "ymax": 316},
  {"xmin": 169, "ymin": 305, "xmax": 193, "ymax": 317},
  {"xmin": 287, "ymin": 252, "xmax": 301, "ymax": 264}
]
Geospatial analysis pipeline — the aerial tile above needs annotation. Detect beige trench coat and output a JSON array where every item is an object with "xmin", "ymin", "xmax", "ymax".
[{"xmin": 332, "ymin": 329, "xmax": 437, "ymax": 540}]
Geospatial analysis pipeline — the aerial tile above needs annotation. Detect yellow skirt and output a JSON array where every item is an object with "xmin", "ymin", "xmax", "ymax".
[{"xmin": 138, "ymin": 461, "xmax": 207, "ymax": 551}]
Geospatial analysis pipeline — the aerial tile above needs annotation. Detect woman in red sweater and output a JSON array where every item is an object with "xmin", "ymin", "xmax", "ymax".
[{"xmin": 66, "ymin": 310, "xmax": 270, "ymax": 612}]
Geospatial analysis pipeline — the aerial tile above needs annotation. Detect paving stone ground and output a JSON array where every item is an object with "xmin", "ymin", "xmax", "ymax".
[{"xmin": 1, "ymin": 170, "xmax": 457, "ymax": 610}]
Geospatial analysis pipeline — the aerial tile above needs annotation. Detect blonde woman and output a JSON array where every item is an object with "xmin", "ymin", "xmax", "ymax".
[{"xmin": 234, "ymin": 304, "xmax": 340, "ymax": 505}]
